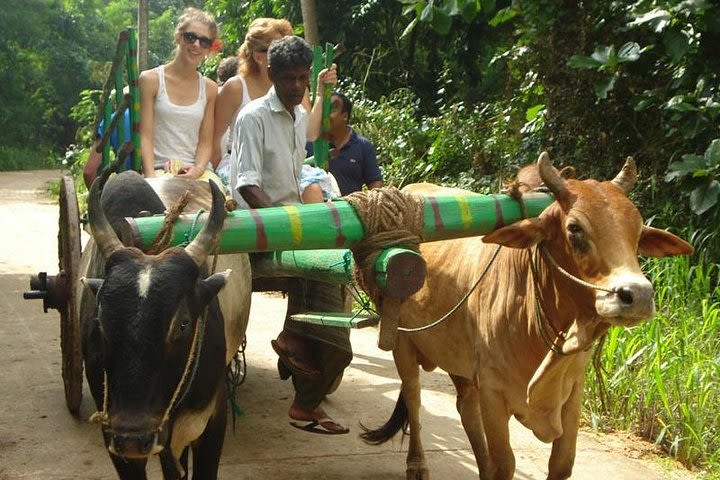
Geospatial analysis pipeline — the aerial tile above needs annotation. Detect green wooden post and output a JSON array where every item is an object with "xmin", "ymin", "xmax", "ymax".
[
  {"xmin": 97, "ymin": 30, "xmax": 130, "ymax": 173},
  {"xmin": 125, "ymin": 192, "xmax": 554, "ymax": 254},
  {"xmin": 251, "ymin": 247, "xmax": 425, "ymax": 297},
  {"xmin": 101, "ymin": 100, "xmax": 112, "ymax": 171},
  {"xmin": 311, "ymin": 43, "xmax": 335, "ymax": 170},
  {"xmin": 126, "ymin": 27, "xmax": 141, "ymax": 172},
  {"xmin": 114, "ymin": 41, "xmax": 126, "ymax": 170}
]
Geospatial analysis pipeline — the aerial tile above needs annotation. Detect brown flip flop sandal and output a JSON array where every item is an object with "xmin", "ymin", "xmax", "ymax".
[{"xmin": 289, "ymin": 417, "xmax": 350, "ymax": 435}]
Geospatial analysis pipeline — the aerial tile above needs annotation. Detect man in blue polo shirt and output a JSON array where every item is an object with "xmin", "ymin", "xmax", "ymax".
[{"xmin": 323, "ymin": 91, "xmax": 383, "ymax": 195}]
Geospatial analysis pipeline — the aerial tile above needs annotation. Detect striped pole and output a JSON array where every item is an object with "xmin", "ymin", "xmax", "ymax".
[
  {"xmin": 126, "ymin": 192, "xmax": 553, "ymax": 254},
  {"xmin": 126, "ymin": 27, "xmax": 141, "ymax": 172}
]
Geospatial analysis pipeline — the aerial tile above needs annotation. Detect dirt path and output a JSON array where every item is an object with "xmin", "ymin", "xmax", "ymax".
[{"xmin": 0, "ymin": 170, "xmax": 696, "ymax": 479}]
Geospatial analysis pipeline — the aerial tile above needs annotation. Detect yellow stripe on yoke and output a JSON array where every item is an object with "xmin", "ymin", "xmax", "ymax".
[
  {"xmin": 456, "ymin": 196, "xmax": 472, "ymax": 230},
  {"xmin": 283, "ymin": 205, "xmax": 303, "ymax": 246}
]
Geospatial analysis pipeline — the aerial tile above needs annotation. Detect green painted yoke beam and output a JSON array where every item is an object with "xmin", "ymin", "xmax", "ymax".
[
  {"xmin": 251, "ymin": 247, "xmax": 426, "ymax": 299},
  {"xmin": 126, "ymin": 192, "xmax": 553, "ymax": 255}
]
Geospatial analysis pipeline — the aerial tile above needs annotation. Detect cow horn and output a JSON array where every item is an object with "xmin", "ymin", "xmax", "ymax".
[
  {"xmin": 611, "ymin": 156, "xmax": 637, "ymax": 194},
  {"xmin": 537, "ymin": 152, "xmax": 569, "ymax": 202},
  {"xmin": 87, "ymin": 177, "xmax": 124, "ymax": 259},
  {"xmin": 185, "ymin": 180, "xmax": 226, "ymax": 267}
]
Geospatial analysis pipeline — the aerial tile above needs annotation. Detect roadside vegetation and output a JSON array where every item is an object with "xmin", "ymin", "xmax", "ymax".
[{"xmin": 1, "ymin": 0, "xmax": 717, "ymax": 476}]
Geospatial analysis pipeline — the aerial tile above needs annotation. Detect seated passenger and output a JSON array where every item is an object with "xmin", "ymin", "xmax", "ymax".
[{"xmin": 138, "ymin": 7, "xmax": 220, "ymax": 180}]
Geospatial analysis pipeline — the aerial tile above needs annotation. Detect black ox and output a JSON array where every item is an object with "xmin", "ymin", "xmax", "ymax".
[{"xmin": 80, "ymin": 171, "xmax": 251, "ymax": 479}]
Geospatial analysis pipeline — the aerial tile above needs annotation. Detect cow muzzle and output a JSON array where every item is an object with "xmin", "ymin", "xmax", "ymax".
[
  {"xmin": 107, "ymin": 427, "xmax": 166, "ymax": 458},
  {"xmin": 595, "ymin": 276, "xmax": 655, "ymax": 325}
]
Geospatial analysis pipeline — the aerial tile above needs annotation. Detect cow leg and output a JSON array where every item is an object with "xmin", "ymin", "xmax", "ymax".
[
  {"xmin": 190, "ymin": 393, "xmax": 227, "ymax": 480},
  {"xmin": 108, "ymin": 454, "xmax": 148, "ymax": 480},
  {"xmin": 394, "ymin": 337, "xmax": 429, "ymax": 480},
  {"xmin": 159, "ymin": 446, "xmax": 188, "ymax": 480},
  {"xmin": 449, "ymin": 375, "xmax": 489, "ymax": 478},
  {"xmin": 547, "ymin": 380, "xmax": 582, "ymax": 480},
  {"xmin": 479, "ymin": 390, "xmax": 514, "ymax": 480}
]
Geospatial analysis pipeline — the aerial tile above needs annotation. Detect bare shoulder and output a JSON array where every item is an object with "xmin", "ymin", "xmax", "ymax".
[
  {"xmin": 138, "ymin": 69, "xmax": 159, "ymax": 94},
  {"xmin": 204, "ymin": 76, "xmax": 218, "ymax": 98},
  {"xmin": 220, "ymin": 76, "xmax": 243, "ymax": 96},
  {"xmin": 401, "ymin": 182, "xmax": 480, "ymax": 196}
]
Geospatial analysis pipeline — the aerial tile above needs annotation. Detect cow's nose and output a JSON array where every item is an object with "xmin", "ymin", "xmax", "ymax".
[
  {"xmin": 109, "ymin": 430, "xmax": 159, "ymax": 458},
  {"xmin": 615, "ymin": 286, "xmax": 634, "ymax": 305}
]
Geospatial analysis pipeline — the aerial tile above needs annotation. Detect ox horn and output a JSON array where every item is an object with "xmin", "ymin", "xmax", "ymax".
[
  {"xmin": 537, "ymin": 151, "xmax": 570, "ymax": 203},
  {"xmin": 611, "ymin": 156, "xmax": 637, "ymax": 194},
  {"xmin": 184, "ymin": 180, "xmax": 226, "ymax": 267},
  {"xmin": 87, "ymin": 177, "xmax": 124, "ymax": 259}
]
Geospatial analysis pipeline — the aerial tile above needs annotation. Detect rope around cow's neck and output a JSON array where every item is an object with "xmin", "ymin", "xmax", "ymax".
[
  {"xmin": 529, "ymin": 245, "xmax": 617, "ymax": 355},
  {"xmin": 396, "ymin": 245, "xmax": 502, "ymax": 333}
]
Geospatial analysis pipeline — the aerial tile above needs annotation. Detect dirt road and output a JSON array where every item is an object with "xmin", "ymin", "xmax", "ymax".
[{"xmin": 0, "ymin": 170, "xmax": 695, "ymax": 479}]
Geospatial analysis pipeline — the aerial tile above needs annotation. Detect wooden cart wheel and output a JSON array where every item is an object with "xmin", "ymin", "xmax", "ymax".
[{"xmin": 58, "ymin": 175, "xmax": 83, "ymax": 415}]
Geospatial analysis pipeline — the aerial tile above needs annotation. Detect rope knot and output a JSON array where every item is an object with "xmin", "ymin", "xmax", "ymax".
[{"xmin": 344, "ymin": 187, "xmax": 425, "ymax": 350}]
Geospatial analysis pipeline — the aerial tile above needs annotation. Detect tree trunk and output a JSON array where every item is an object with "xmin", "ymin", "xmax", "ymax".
[
  {"xmin": 138, "ymin": 0, "xmax": 149, "ymax": 71},
  {"xmin": 300, "ymin": 0, "xmax": 320, "ymax": 45}
]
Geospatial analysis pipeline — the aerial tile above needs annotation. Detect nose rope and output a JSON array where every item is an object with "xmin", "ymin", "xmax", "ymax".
[
  {"xmin": 530, "ymin": 245, "xmax": 619, "ymax": 356},
  {"xmin": 89, "ymin": 305, "xmax": 209, "ymax": 465},
  {"xmin": 540, "ymin": 247, "xmax": 616, "ymax": 294}
]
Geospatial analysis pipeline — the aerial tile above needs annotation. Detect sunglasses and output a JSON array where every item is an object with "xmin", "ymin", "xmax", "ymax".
[{"xmin": 182, "ymin": 31, "xmax": 213, "ymax": 49}]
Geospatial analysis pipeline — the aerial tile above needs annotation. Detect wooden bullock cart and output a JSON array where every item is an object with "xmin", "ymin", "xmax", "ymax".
[{"xmin": 22, "ymin": 29, "xmax": 555, "ymax": 415}]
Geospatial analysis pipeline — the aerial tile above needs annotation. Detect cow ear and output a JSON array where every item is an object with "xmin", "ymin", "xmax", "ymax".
[
  {"xmin": 638, "ymin": 226, "xmax": 694, "ymax": 257},
  {"xmin": 197, "ymin": 269, "xmax": 231, "ymax": 304},
  {"xmin": 482, "ymin": 218, "xmax": 546, "ymax": 249}
]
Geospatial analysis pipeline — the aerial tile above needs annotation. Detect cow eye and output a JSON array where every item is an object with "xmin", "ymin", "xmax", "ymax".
[
  {"xmin": 567, "ymin": 223, "xmax": 583, "ymax": 235},
  {"xmin": 567, "ymin": 222, "xmax": 588, "ymax": 253}
]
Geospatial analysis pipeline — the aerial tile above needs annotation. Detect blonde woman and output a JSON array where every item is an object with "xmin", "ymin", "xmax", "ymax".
[
  {"xmin": 139, "ymin": 7, "xmax": 220, "ymax": 179},
  {"xmin": 211, "ymin": 18, "xmax": 294, "ymax": 183}
]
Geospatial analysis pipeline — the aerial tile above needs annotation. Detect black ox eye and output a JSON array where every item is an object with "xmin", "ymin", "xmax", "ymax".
[
  {"xmin": 567, "ymin": 222, "xmax": 589, "ymax": 253},
  {"xmin": 567, "ymin": 223, "xmax": 583, "ymax": 235}
]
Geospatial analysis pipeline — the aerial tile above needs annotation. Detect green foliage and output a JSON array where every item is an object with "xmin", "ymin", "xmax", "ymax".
[
  {"xmin": 0, "ymin": 146, "xmax": 57, "ymax": 171},
  {"xmin": 567, "ymin": 42, "xmax": 643, "ymax": 99},
  {"xmin": 665, "ymin": 139, "xmax": 720, "ymax": 216},
  {"xmin": 345, "ymin": 81, "xmax": 521, "ymax": 191},
  {"xmin": 585, "ymin": 239, "xmax": 720, "ymax": 471}
]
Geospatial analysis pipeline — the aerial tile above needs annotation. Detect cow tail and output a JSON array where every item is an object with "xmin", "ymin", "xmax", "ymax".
[{"xmin": 360, "ymin": 391, "xmax": 408, "ymax": 445}]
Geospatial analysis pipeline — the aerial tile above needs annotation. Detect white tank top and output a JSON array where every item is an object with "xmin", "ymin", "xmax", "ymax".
[
  {"xmin": 216, "ymin": 75, "xmax": 252, "ymax": 179},
  {"xmin": 153, "ymin": 65, "xmax": 207, "ymax": 168}
]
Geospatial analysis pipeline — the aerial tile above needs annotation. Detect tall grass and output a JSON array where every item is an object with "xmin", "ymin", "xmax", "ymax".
[{"xmin": 584, "ymin": 233, "xmax": 720, "ymax": 475}]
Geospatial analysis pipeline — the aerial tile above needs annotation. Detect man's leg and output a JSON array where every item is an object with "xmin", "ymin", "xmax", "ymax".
[{"xmin": 280, "ymin": 279, "xmax": 352, "ymax": 432}]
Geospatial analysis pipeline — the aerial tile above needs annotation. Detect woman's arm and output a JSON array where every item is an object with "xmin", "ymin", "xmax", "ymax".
[
  {"xmin": 306, "ymin": 64, "xmax": 337, "ymax": 141},
  {"xmin": 210, "ymin": 77, "xmax": 244, "ymax": 169},
  {"xmin": 179, "ymin": 78, "xmax": 218, "ymax": 178},
  {"xmin": 138, "ymin": 70, "xmax": 158, "ymax": 177}
]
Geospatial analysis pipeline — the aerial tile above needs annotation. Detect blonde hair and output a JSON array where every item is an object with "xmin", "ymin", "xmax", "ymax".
[
  {"xmin": 174, "ymin": 7, "xmax": 219, "ymax": 46},
  {"xmin": 237, "ymin": 18, "xmax": 293, "ymax": 76}
]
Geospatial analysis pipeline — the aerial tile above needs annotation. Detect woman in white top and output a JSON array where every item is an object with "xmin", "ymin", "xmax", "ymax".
[
  {"xmin": 139, "ymin": 8, "xmax": 219, "ymax": 179},
  {"xmin": 211, "ymin": 18, "xmax": 294, "ymax": 183}
]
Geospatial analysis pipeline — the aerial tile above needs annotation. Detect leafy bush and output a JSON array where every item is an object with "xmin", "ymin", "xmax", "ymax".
[
  {"xmin": 348, "ymin": 83, "xmax": 525, "ymax": 192},
  {"xmin": 0, "ymin": 146, "xmax": 57, "ymax": 171}
]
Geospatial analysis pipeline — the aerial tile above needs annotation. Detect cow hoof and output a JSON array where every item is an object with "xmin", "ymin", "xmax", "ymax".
[{"xmin": 406, "ymin": 467, "xmax": 429, "ymax": 480}]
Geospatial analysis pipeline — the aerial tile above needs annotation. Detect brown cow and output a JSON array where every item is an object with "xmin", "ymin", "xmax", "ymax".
[{"xmin": 362, "ymin": 153, "xmax": 693, "ymax": 479}]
